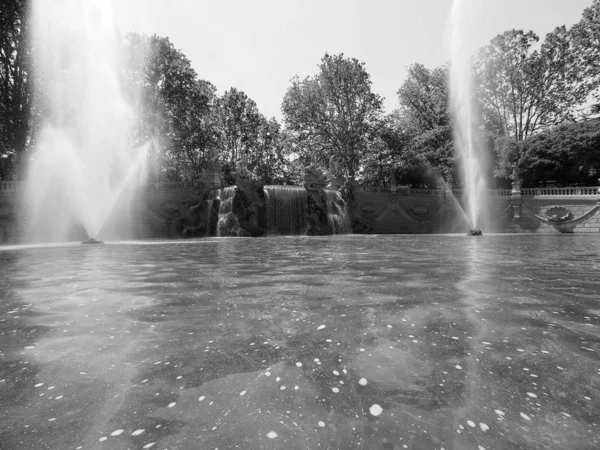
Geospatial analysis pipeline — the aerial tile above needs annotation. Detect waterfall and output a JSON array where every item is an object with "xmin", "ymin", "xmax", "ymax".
[
  {"xmin": 218, "ymin": 186, "xmax": 236, "ymax": 216},
  {"xmin": 264, "ymin": 186, "xmax": 308, "ymax": 235}
]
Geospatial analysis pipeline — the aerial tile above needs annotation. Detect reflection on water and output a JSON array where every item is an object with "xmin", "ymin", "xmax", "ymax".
[{"xmin": 1, "ymin": 235, "xmax": 599, "ymax": 449}]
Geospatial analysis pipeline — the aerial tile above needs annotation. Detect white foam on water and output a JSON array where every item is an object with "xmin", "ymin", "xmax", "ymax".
[{"xmin": 369, "ymin": 404, "xmax": 383, "ymax": 416}]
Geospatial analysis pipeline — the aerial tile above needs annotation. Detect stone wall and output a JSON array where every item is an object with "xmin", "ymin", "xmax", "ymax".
[
  {"xmin": 1, "ymin": 181, "xmax": 599, "ymax": 243},
  {"xmin": 352, "ymin": 186, "xmax": 600, "ymax": 234}
]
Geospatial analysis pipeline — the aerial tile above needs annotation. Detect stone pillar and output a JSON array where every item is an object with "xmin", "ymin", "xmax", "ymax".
[{"xmin": 510, "ymin": 165, "xmax": 522, "ymax": 231}]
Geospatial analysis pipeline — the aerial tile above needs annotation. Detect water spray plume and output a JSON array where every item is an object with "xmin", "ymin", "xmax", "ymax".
[
  {"xmin": 448, "ymin": 0, "xmax": 487, "ymax": 233},
  {"xmin": 25, "ymin": 0, "xmax": 148, "ymax": 243}
]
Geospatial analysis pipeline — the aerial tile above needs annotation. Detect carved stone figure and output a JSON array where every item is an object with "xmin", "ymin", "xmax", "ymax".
[
  {"xmin": 219, "ymin": 158, "xmax": 267, "ymax": 237},
  {"xmin": 177, "ymin": 179, "xmax": 220, "ymax": 238},
  {"xmin": 304, "ymin": 164, "xmax": 335, "ymax": 235}
]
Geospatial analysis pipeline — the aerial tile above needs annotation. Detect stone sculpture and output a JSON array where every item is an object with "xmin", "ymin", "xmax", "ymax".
[
  {"xmin": 305, "ymin": 164, "xmax": 335, "ymax": 235},
  {"xmin": 221, "ymin": 156, "xmax": 268, "ymax": 237}
]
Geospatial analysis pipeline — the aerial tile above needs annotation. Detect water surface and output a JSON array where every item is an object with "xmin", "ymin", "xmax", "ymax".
[{"xmin": 1, "ymin": 235, "xmax": 599, "ymax": 449}]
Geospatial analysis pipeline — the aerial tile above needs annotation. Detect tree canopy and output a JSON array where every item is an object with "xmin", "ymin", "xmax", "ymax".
[{"xmin": 282, "ymin": 53, "xmax": 384, "ymax": 180}]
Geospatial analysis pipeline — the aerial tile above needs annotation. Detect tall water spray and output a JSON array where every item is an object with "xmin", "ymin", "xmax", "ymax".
[
  {"xmin": 448, "ymin": 0, "xmax": 488, "ymax": 231},
  {"xmin": 26, "ymin": 0, "xmax": 147, "ymax": 242}
]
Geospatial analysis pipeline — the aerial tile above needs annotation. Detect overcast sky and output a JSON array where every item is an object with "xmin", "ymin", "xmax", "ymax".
[{"xmin": 111, "ymin": 0, "xmax": 593, "ymax": 121}]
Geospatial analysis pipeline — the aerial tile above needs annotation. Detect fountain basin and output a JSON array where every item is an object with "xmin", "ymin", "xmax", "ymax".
[{"xmin": 1, "ymin": 235, "xmax": 599, "ymax": 449}]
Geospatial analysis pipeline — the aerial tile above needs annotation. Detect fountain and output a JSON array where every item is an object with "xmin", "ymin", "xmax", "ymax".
[
  {"xmin": 448, "ymin": 0, "xmax": 488, "ymax": 235},
  {"xmin": 24, "ymin": 0, "xmax": 148, "ymax": 244}
]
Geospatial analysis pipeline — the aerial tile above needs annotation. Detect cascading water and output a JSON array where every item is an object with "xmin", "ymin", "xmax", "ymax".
[
  {"xmin": 448, "ymin": 0, "xmax": 488, "ymax": 232},
  {"xmin": 25, "ymin": 0, "xmax": 148, "ymax": 243},
  {"xmin": 264, "ymin": 186, "xmax": 309, "ymax": 235}
]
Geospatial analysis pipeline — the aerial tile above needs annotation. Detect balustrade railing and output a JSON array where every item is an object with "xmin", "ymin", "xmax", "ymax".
[
  {"xmin": 1, "ymin": 180, "xmax": 599, "ymax": 197},
  {"xmin": 0, "ymin": 180, "xmax": 23, "ymax": 192},
  {"xmin": 354, "ymin": 185, "xmax": 599, "ymax": 197},
  {"xmin": 521, "ymin": 186, "xmax": 600, "ymax": 196}
]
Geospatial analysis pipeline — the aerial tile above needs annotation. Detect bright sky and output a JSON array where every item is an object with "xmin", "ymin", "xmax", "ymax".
[{"xmin": 112, "ymin": 0, "xmax": 593, "ymax": 121}]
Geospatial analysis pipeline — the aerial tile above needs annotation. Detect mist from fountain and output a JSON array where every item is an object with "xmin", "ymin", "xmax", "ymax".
[
  {"xmin": 25, "ymin": 0, "xmax": 148, "ymax": 243},
  {"xmin": 448, "ymin": 0, "xmax": 489, "ymax": 231}
]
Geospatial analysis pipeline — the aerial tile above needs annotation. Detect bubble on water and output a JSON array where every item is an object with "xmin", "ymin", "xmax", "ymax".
[
  {"xmin": 265, "ymin": 372, "xmax": 271, "ymax": 377},
  {"xmin": 478, "ymin": 446, "xmax": 487, "ymax": 450},
  {"xmin": 143, "ymin": 444, "xmax": 155, "ymax": 449},
  {"xmin": 296, "ymin": 362, "xmax": 302, "ymax": 367},
  {"xmin": 276, "ymin": 377, "xmax": 281, "ymax": 382},
  {"xmin": 480, "ymin": 423, "xmax": 489, "ymax": 432},
  {"xmin": 332, "ymin": 387, "xmax": 339, "ymax": 393},
  {"xmin": 35, "ymin": 383, "xmax": 44, "ymax": 388},
  {"xmin": 520, "ymin": 412, "xmax": 531, "ymax": 421},
  {"xmin": 55, "ymin": 396, "xmax": 63, "ymax": 400},
  {"xmin": 317, "ymin": 325, "xmax": 326, "ymax": 330},
  {"xmin": 527, "ymin": 392, "xmax": 537, "ymax": 398},
  {"xmin": 266, "ymin": 431, "xmax": 278, "ymax": 439},
  {"xmin": 467, "ymin": 420, "xmax": 476, "ymax": 427},
  {"xmin": 240, "ymin": 390, "xmax": 247, "ymax": 396},
  {"xmin": 99, "ymin": 437, "xmax": 107, "ymax": 442},
  {"xmin": 369, "ymin": 404, "xmax": 383, "ymax": 416},
  {"xmin": 111, "ymin": 429, "xmax": 124, "ymax": 436},
  {"xmin": 168, "ymin": 402, "xmax": 176, "ymax": 408},
  {"xmin": 280, "ymin": 386, "xmax": 286, "ymax": 390},
  {"xmin": 294, "ymin": 386, "xmax": 299, "ymax": 390},
  {"xmin": 359, "ymin": 378, "xmax": 368, "ymax": 386},
  {"xmin": 455, "ymin": 365, "xmax": 462, "ymax": 370},
  {"xmin": 451, "ymin": 337, "xmax": 459, "ymax": 340},
  {"xmin": 199, "ymin": 396, "xmax": 206, "ymax": 401},
  {"xmin": 48, "ymin": 418, "xmax": 56, "ymax": 422},
  {"xmin": 333, "ymin": 370, "xmax": 339, "ymax": 376},
  {"xmin": 495, "ymin": 410, "xmax": 505, "ymax": 416},
  {"xmin": 131, "ymin": 429, "xmax": 145, "ymax": 436}
]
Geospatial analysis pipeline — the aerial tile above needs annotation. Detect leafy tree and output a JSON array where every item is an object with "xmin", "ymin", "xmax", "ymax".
[
  {"xmin": 214, "ymin": 87, "xmax": 262, "ymax": 182},
  {"xmin": 123, "ymin": 33, "xmax": 218, "ymax": 182},
  {"xmin": 249, "ymin": 117, "xmax": 291, "ymax": 184},
  {"xmin": 518, "ymin": 118, "xmax": 600, "ymax": 186},
  {"xmin": 282, "ymin": 53, "xmax": 384, "ymax": 180},
  {"xmin": 474, "ymin": 27, "xmax": 600, "ymax": 142},
  {"xmin": 391, "ymin": 63, "xmax": 456, "ymax": 185},
  {"xmin": 569, "ymin": 0, "xmax": 600, "ymax": 106},
  {"xmin": 0, "ymin": 0, "xmax": 32, "ymax": 179}
]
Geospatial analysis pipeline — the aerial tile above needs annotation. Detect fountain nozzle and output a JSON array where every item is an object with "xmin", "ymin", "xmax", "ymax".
[
  {"xmin": 81, "ymin": 238, "xmax": 104, "ymax": 244},
  {"xmin": 467, "ymin": 229, "xmax": 482, "ymax": 236}
]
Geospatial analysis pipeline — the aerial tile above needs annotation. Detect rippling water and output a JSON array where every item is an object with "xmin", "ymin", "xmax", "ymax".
[{"xmin": 1, "ymin": 235, "xmax": 599, "ymax": 449}]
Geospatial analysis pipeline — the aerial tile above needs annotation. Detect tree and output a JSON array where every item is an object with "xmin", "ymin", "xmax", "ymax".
[
  {"xmin": 214, "ymin": 87, "xmax": 262, "ymax": 182},
  {"xmin": 569, "ymin": 0, "xmax": 600, "ymax": 107},
  {"xmin": 282, "ymin": 53, "xmax": 384, "ymax": 180},
  {"xmin": 123, "ymin": 33, "xmax": 218, "ymax": 181},
  {"xmin": 474, "ymin": 27, "xmax": 600, "ymax": 142},
  {"xmin": 518, "ymin": 118, "xmax": 600, "ymax": 186},
  {"xmin": 392, "ymin": 63, "xmax": 456, "ymax": 185},
  {"xmin": 0, "ymin": 0, "xmax": 32, "ymax": 179}
]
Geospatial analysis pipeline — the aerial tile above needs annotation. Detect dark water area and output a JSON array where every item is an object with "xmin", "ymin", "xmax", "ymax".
[{"xmin": 0, "ymin": 235, "xmax": 599, "ymax": 449}]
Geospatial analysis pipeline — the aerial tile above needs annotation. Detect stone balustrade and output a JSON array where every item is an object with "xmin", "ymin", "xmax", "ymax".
[
  {"xmin": 0, "ymin": 180, "xmax": 23, "ymax": 191},
  {"xmin": 1, "ymin": 180, "xmax": 599, "ymax": 197},
  {"xmin": 521, "ymin": 186, "xmax": 600, "ymax": 196}
]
